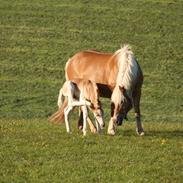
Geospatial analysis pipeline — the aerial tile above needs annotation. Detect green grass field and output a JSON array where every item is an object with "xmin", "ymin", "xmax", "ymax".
[{"xmin": 0, "ymin": 0, "xmax": 183, "ymax": 182}]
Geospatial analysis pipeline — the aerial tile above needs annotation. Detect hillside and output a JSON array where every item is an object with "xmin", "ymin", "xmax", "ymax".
[{"xmin": 0, "ymin": 0, "xmax": 183, "ymax": 122}]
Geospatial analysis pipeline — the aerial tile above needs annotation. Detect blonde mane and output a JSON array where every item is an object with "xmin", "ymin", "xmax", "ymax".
[
  {"xmin": 111, "ymin": 45, "xmax": 138, "ymax": 104},
  {"xmin": 115, "ymin": 45, "xmax": 138, "ymax": 95}
]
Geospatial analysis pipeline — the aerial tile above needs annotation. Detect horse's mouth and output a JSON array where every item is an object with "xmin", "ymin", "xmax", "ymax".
[{"xmin": 117, "ymin": 114, "xmax": 128, "ymax": 126}]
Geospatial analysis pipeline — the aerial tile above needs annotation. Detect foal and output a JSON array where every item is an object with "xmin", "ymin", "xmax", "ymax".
[{"xmin": 57, "ymin": 79, "xmax": 104, "ymax": 136}]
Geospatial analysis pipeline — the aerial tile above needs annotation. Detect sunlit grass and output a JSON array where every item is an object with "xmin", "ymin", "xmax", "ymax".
[
  {"xmin": 0, "ymin": 0, "xmax": 183, "ymax": 182},
  {"xmin": 0, "ymin": 119, "xmax": 182, "ymax": 182}
]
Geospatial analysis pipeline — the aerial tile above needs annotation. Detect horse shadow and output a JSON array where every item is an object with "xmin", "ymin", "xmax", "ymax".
[
  {"xmin": 117, "ymin": 129, "xmax": 183, "ymax": 138},
  {"xmin": 145, "ymin": 130, "xmax": 183, "ymax": 138}
]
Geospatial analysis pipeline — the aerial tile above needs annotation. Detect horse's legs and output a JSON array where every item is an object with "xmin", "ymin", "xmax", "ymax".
[
  {"xmin": 64, "ymin": 106, "xmax": 73, "ymax": 134},
  {"xmin": 78, "ymin": 110, "xmax": 83, "ymax": 130},
  {"xmin": 81, "ymin": 106, "xmax": 88, "ymax": 136},
  {"xmin": 87, "ymin": 117, "xmax": 97, "ymax": 133},
  {"xmin": 107, "ymin": 102, "xmax": 116, "ymax": 135},
  {"xmin": 133, "ymin": 89, "xmax": 144, "ymax": 136},
  {"xmin": 95, "ymin": 119, "xmax": 103, "ymax": 133},
  {"xmin": 78, "ymin": 109, "xmax": 96, "ymax": 133},
  {"xmin": 107, "ymin": 117, "xmax": 116, "ymax": 135}
]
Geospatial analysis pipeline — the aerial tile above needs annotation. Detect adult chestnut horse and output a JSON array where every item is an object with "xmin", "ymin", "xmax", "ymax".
[{"xmin": 50, "ymin": 45, "xmax": 144, "ymax": 135}]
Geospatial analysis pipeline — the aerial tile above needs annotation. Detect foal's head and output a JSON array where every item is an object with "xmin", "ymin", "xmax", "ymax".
[
  {"xmin": 91, "ymin": 102, "xmax": 105, "ymax": 128},
  {"xmin": 83, "ymin": 80, "xmax": 105, "ymax": 128}
]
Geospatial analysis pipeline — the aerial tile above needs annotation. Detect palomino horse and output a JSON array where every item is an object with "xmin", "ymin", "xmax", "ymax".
[
  {"xmin": 52, "ymin": 79, "xmax": 104, "ymax": 135},
  {"xmin": 50, "ymin": 45, "xmax": 144, "ymax": 136}
]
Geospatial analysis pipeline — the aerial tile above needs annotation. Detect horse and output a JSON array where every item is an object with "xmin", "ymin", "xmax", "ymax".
[
  {"xmin": 50, "ymin": 44, "xmax": 144, "ymax": 136},
  {"xmin": 51, "ymin": 79, "xmax": 104, "ymax": 136}
]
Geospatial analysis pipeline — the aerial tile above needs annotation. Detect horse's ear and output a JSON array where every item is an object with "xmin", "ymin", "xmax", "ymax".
[{"xmin": 119, "ymin": 85, "xmax": 125, "ymax": 93}]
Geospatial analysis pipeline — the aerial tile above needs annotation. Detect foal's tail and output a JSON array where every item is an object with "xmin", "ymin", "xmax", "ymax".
[{"xmin": 48, "ymin": 98, "xmax": 68, "ymax": 124}]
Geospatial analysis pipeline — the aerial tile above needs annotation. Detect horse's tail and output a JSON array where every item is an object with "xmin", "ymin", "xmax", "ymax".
[{"xmin": 48, "ymin": 98, "xmax": 68, "ymax": 124}]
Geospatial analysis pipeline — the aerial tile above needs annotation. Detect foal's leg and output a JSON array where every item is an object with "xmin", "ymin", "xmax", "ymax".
[
  {"xmin": 133, "ymin": 89, "xmax": 144, "ymax": 136},
  {"xmin": 81, "ymin": 106, "xmax": 88, "ymax": 136},
  {"xmin": 64, "ymin": 106, "xmax": 73, "ymax": 134},
  {"xmin": 78, "ymin": 109, "xmax": 96, "ymax": 133},
  {"xmin": 87, "ymin": 117, "xmax": 97, "ymax": 133}
]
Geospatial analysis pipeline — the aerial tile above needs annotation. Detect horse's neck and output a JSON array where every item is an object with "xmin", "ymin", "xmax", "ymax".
[{"xmin": 107, "ymin": 56, "xmax": 118, "ymax": 86}]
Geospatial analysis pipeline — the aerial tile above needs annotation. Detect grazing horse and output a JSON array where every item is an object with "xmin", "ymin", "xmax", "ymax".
[
  {"xmin": 50, "ymin": 44, "xmax": 144, "ymax": 135},
  {"xmin": 108, "ymin": 46, "xmax": 144, "ymax": 135},
  {"xmin": 52, "ymin": 79, "xmax": 104, "ymax": 135}
]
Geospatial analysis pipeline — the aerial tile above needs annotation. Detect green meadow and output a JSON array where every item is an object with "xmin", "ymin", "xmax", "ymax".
[{"xmin": 0, "ymin": 0, "xmax": 183, "ymax": 182}]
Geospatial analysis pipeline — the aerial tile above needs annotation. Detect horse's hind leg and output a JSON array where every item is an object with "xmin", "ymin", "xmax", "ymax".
[
  {"xmin": 64, "ymin": 106, "xmax": 73, "ymax": 134},
  {"xmin": 133, "ymin": 88, "xmax": 144, "ymax": 136}
]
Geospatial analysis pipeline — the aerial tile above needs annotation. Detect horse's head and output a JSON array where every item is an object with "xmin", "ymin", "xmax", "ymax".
[
  {"xmin": 116, "ymin": 99, "xmax": 132, "ymax": 126},
  {"xmin": 91, "ymin": 105, "xmax": 105, "ymax": 129},
  {"xmin": 111, "ymin": 86, "xmax": 132, "ymax": 126},
  {"xmin": 117, "ymin": 89, "xmax": 132, "ymax": 125}
]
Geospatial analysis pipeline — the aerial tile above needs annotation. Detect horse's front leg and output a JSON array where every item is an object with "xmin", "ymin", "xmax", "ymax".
[
  {"xmin": 107, "ymin": 102, "xmax": 116, "ymax": 135},
  {"xmin": 107, "ymin": 117, "xmax": 116, "ymax": 135},
  {"xmin": 64, "ymin": 106, "xmax": 73, "ymax": 134}
]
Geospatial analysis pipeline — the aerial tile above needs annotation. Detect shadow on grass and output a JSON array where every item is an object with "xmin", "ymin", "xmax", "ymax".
[
  {"xmin": 145, "ymin": 130, "xmax": 183, "ymax": 137},
  {"xmin": 119, "ymin": 129, "xmax": 183, "ymax": 137}
]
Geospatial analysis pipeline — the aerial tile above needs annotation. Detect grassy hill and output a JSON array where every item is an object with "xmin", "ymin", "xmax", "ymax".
[
  {"xmin": 0, "ymin": 0, "xmax": 182, "ymax": 122},
  {"xmin": 0, "ymin": 0, "xmax": 183, "ymax": 182}
]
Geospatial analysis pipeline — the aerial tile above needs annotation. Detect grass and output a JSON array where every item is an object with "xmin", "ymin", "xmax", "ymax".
[
  {"xmin": 0, "ymin": 119, "xmax": 183, "ymax": 183},
  {"xmin": 0, "ymin": 0, "xmax": 183, "ymax": 182}
]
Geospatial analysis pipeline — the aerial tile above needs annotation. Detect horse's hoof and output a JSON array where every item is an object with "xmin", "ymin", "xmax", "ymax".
[
  {"xmin": 139, "ymin": 131, "xmax": 145, "ymax": 136},
  {"xmin": 136, "ymin": 129, "xmax": 145, "ymax": 136},
  {"xmin": 107, "ymin": 130, "xmax": 115, "ymax": 136},
  {"xmin": 91, "ymin": 128, "xmax": 97, "ymax": 134},
  {"xmin": 78, "ymin": 125, "xmax": 83, "ymax": 130}
]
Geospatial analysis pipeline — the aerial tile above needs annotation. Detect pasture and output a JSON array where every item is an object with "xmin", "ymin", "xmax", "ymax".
[{"xmin": 0, "ymin": 0, "xmax": 183, "ymax": 182}]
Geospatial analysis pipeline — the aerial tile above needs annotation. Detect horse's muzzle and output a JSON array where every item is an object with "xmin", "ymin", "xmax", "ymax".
[{"xmin": 117, "ymin": 114, "xmax": 128, "ymax": 126}]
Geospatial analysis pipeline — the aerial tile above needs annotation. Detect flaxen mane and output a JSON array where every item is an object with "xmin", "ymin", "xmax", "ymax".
[{"xmin": 111, "ymin": 45, "xmax": 138, "ymax": 104}]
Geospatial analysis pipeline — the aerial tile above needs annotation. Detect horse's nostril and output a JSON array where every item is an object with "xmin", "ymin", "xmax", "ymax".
[{"xmin": 102, "ymin": 123, "xmax": 105, "ymax": 127}]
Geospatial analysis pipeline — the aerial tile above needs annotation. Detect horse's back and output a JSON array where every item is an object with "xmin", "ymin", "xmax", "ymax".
[
  {"xmin": 65, "ymin": 50, "xmax": 116, "ymax": 85},
  {"xmin": 68, "ymin": 50, "xmax": 112, "ymax": 69}
]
